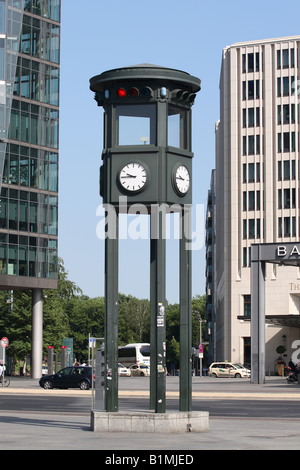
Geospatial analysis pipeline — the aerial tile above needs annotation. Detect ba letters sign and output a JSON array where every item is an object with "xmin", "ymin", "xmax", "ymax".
[
  {"xmin": 277, "ymin": 244, "xmax": 300, "ymax": 259},
  {"xmin": 252, "ymin": 243, "xmax": 300, "ymax": 263}
]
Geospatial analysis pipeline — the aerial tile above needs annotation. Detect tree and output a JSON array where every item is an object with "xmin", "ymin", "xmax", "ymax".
[
  {"xmin": 0, "ymin": 258, "xmax": 83, "ymax": 370},
  {"xmin": 167, "ymin": 336, "xmax": 180, "ymax": 369},
  {"xmin": 0, "ymin": 290, "xmax": 32, "ymax": 369},
  {"xmin": 66, "ymin": 296, "xmax": 105, "ymax": 361},
  {"xmin": 118, "ymin": 295, "xmax": 150, "ymax": 345}
]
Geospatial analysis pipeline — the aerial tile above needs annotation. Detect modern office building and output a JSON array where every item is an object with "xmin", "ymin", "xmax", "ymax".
[
  {"xmin": 0, "ymin": 0, "xmax": 60, "ymax": 377},
  {"xmin": 210, "ymin": 36, "xmax": 300, "ymax": 372}
]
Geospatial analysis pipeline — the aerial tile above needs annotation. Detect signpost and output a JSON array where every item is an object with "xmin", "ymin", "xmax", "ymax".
[{"xmin": 1, "ymin": 337, "xmax": 8, "ymax": 387}]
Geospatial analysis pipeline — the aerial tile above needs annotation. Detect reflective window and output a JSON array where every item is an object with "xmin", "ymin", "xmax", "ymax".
[
  {"xmin": 168, "ymin": 105, "xmax": 187, "ymax": 149},
  {"xmin": 116, "ymin": 104, "xmax": 156, "ymax": 146}
]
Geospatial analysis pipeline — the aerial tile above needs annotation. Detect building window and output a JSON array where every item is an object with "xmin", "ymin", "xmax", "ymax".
[
  {"xmin": 243, "ymin": 191, "xmax": 247, "ymax": 211},
  {"xmin": 282, "ymin": 49, "xmax": 289, "ymax": 69},
  {"xmin": 243, "ymin": 220, "xmax": 247, "ymax": 239},
  {"xmin": 278, "ymin": 132, "xmax": 296, "ymax": 153},
  {"xmin": 278, "ymin": 189, "xmax": 282, "ymax": 209},
  {"xmin": 284, "ymin": 188, "xmax": 291, "ymax": 209},
  {"xmin": 284, "ymin": 160, "xmax": 290, "ymax": 180},
  {"xmin": 248, "ymin": 191, "xmax": 255, "ymax": 211},
  {"xmin": 277, "ymin": 104, "xmax": 296, "ymax": 125},
  {"xmin": 248, "ymin": 163, "xmax": 255, "ymax": 182},
  {"xmin": 248, "ymin": 108, "xmax": 254, "ymax": 127},
  {"xmin": 243, "ymin": 163, "xmax": 247, "ymax": 182},
  {"xmin": 243, "ymin": 136, "xmax": 247, "ymax": 155},
  {"xmin": 242, "ymin": 54, "xmax": 246, "ymax": 74},
  {"xmin": 284, "ymin": 217, "xmax": 291, "ymax": 237},
  {"xmin": 248, "ymin": 135, "xmax": 255, "ymax": 155},
  {"xmin": 283, "ymin": 133, "xmax": 290, "ymax": 152},
  {"xmin": 256, "ymin": 163, "xmax": 261, "ymax": 182},
  {"xmin": 256, "ymin": 52, "xmax": 260, "ymax": 72},
  {"xmin": 278, "ymin": 161, "xmax": 282, "ymax": 180},
  {"xmin": 277, "ymin": 50, "xmax": 281, "ymax": 69},
  {"xmin": 242, "ymin": 53, "xmax": 259, "ymax": 73},
  {"xmin": 256, "ymin": 190, "xmax": 261, "ymax": 210},
  {"xmin": 243, "ymin": 295, "xmax": 251, "ymax": 317},
  {"xmin": 248, "ymin": 53, "xmax": 254, "ymax": 73},
  {"xmin": 277, "ymin": 49, "xmax": 295, "ymax": 69},
  {"xmin": 256, "ymin": 218, "xmax": 261, "ymax": 238},
  {"xmin": 291, "ymin": 49, "xmax": 295, "ymax": 68},
  {"xmin": 256, "ymin": 107, "xmax": 260, "ymax": 126},
  {"xmin": 283, "ymin": 77, "xmax": 289, "ymax": 96},
  {"xmin": 243, "ymin": 247, "xmax": 247, "ymax": 267},
  {"xmin": 248, "ymin": 80, "xmax": 254, "ymax": 100},
  {"xmin": 292, "ymin": 217, "xmax": 296, "ymax": 237},
  {"xmin": 278, "ymin": 217, "xmax": 282, "ymax": 237},
  {"xmin": 256, "ymin": 135, "xmax": 260, "ymax": 154},
  {"xmin": 248, "ymin": 219, "xmax": 255, "ymax": 239}
]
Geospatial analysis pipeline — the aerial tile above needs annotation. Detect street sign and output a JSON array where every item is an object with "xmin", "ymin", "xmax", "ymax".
[{"xmin": 0, "ymin": 337, "xmax": 9, "ymax": 348}]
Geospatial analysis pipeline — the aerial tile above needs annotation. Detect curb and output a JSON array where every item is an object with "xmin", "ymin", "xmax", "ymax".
[{"xmin": 1, "ymin": 388, "xmax": 300, "ymax": 400}]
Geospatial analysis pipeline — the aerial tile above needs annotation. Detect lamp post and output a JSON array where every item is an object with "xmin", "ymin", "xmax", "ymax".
[{"xmin": 193, "ymin": 310, "xmax": 206, "ymax": 377}]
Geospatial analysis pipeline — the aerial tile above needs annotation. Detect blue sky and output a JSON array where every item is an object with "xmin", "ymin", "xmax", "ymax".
[{"xmin": 58, "ymin": 0, "xmax": 300, "ymax": 303}]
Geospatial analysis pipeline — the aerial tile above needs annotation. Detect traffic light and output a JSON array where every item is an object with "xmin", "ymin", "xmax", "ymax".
[
  {"xmin": 171, "ymin": 88, "xmax": 197, "ymax": 105},
  {"xmin": 116, "ymin": 85, "xmax": 154, "ymax": 99}
]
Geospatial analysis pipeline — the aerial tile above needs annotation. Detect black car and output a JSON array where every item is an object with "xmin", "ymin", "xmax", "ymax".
[{"xmin": 39, "ymin": 366, "xmax": 93, "ymax": 390}]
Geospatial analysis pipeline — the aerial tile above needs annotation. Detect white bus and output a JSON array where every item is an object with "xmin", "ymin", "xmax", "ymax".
[{"xmin": 118, "ymin": 343, "xmax": 150, "ymax": 367}]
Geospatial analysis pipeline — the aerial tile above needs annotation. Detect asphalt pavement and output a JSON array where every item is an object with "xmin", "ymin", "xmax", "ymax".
[{"xmin": 1, "ymin": 376, "xmax": 300, "ymax": 451}]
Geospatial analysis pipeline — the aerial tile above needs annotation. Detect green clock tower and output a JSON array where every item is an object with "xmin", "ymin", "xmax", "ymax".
[{"xmin": 90, "ymin": 64, "xmax": 200, "ymax": 414}]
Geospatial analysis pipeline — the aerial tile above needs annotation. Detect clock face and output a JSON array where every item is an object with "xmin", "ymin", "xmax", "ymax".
[
  {"xmin": 119, "ymin": 162, "xmax": 147, "ymax": 192},
  {"xmin": 175, "ymin": 165, "xmax": 190, "ymax": 195}
]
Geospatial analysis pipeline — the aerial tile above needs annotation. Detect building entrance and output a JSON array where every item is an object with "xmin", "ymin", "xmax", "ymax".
[{"xmin": 251, "ymin": 242, "xmax": 300, "ymax": 384}]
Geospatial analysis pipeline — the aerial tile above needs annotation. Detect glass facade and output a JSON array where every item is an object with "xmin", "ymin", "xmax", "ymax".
[{"xmin": 0, "ymin": 0, "xmax": 60, "ymax": 286}]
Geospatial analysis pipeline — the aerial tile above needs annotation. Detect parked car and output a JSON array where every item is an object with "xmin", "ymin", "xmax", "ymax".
[
  {"xmin": 208, "ymin": 362, "xmax": 250, "ymax": 378},
  {"xmin": 129, "ymin": 364, "xmax": 150, "ymax": 377},
  {"xmin": 118, "ymin": 363, "xmax": 131, "ymax": 377},
  {"xmin": 39, "ymin": 366, "xmax": 93, "ymax": 390}
]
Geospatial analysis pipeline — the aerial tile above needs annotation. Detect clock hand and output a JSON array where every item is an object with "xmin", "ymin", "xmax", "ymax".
[
  {"xmin": 122, "ymin": 174, "xmax": 137, "ymax": 178},
  {"xmin": 176, "ymin": 176, "xmax": 185, "ymax": 181}
]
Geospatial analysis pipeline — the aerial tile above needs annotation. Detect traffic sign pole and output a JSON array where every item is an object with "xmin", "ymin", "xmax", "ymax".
[{"xmin": 1, "ymin": 337, "xmax": 9, "ymax": 387}]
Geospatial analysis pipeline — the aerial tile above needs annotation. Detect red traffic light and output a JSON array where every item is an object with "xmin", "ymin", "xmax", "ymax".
[
  {"xmin": 129, "ymin": 87, "xmax": 139, "ymax": 97},
  {"xmin": 116, "ymin": 86, "xmax": 153, "ymax": 98},
  {"xmin": 117, "ymin": 88, "xmax": 126, "ymax": 98}
]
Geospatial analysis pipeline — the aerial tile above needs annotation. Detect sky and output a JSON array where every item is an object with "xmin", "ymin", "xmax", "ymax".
[{"xmin": 58, "ymin": 0, "xmax": 300, "ymax": 304}]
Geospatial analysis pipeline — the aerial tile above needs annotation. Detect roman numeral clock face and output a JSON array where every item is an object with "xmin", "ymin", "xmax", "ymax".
[{"xmin": 119, "ymin": 163, "xmax": 147, "ymax": 193}]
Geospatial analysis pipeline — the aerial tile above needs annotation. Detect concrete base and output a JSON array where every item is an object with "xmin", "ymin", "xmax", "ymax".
[{"xmin": 91, "ymin": 410, "xmax": 209, "ymax": 433}]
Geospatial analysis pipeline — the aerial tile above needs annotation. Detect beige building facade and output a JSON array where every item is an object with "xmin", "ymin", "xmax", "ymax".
[{"xmin": 213, "ymin": 36, "xmax": 300, "ymax": 373}]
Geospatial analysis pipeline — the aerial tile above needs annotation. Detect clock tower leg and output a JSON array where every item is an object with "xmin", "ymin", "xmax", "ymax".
[
  {"xmin": 150, "ymin": 207, "xmax": 166, "ymax": 413},
  {"xmin": 179, "ymin": 205, "xmax": 192, "ymax": 411},
  {"xmin": 104, "ymin": 212, "xmax": 119, "ymax": 412}
]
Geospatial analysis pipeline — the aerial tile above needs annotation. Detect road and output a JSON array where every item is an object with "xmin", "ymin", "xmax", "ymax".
[
  {"xmin": 1, "ymin": 376, "xmax": 300, "ymax": 450},
  {"xmin": 1, "ymin": 375, "xmax": 300, "ymax": 419}
]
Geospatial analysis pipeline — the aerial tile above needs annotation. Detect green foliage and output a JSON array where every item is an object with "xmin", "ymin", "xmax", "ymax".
[
  {"xmin": 66, "ymin": 296, "xmax": 105, "ymax": 361},
  {"xmin": 118, "ymin": 294, "xmax": 150, "ymax": 345},
  {"xmin": 0, "ymin": 256, "xmax": 206, "ymax": 368}
]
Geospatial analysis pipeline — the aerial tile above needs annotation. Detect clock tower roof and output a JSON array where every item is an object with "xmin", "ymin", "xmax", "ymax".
[{"xmin": 90, "ymin": 64, "xmax": 201, "ymax": 93}]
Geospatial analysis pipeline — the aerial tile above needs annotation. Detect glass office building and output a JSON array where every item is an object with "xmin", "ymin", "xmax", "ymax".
[{"xmin": 0, "ymin": 0, "xmax": 60, "ymax": 290}]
